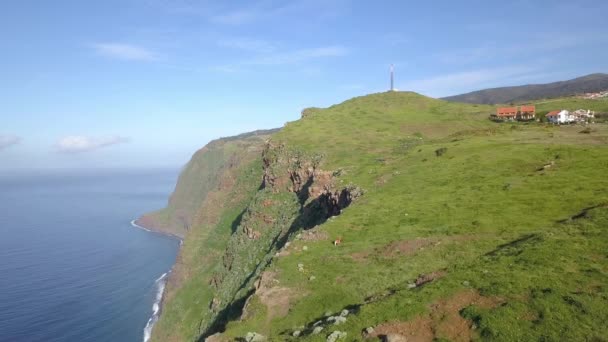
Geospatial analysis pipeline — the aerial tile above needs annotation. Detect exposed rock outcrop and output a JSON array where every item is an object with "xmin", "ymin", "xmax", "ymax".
[{"xmin": 198, "ymin": 140, "xmax": 362, "ymax": 340}]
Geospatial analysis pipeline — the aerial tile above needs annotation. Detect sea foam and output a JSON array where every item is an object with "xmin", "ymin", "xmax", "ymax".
[
  {"xmin": 143, "ymin": 272, "xmax": 168, "ymax": 342},
  {"xmin": 131, "ymin": 220, "xmax": 152, "ymax": 232}
]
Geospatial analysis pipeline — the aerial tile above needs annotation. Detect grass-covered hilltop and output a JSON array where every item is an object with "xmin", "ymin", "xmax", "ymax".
[{"xmin": 144, "ymin": 91, "xmax": 608, "ymax": 341}]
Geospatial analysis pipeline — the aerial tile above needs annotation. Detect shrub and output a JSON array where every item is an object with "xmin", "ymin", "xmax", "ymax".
[{"xmin": 435, "ymin": 147, "xmax": 448, "ymax": 157}]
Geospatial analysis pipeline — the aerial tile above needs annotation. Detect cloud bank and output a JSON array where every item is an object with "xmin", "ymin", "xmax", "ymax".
[
  {"xmin": 91, "ymin": 43, "xmax": 158, "ymax": 61},
  {"xmin": 0, "ymin": 135, "xmax": 21, "ymax": 150},
  {"xmin": 56, "ymin": 135, "xmax": 129, "ymax": 153}
]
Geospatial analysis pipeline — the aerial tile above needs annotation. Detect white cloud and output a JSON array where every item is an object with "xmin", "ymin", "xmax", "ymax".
[
  {"xmin": 210, "ymin": 44, "xmax": 348, "ymax": 72},
  {"xmin": 212, "ymin": 9, "xmax": 258, "ymax": 25},
  {"xmin": 217, "ymin": 38, "xmax": 276, "ymax": 53},
  {"xmin": 91, "ymin": 43, "xmax": 158, "ymax": 61},
  {"xmin": 56, "ymin": 135, "xmax": 129, "ymax": 153},
  {"xmin": 436, "ymin": 32, "xmax": 608, "ymax": 66},
  {"xmin": 402, "ymin": 66, "xmax": 538, "ymax": 97},
  {"xmin": 209, "ymin": 0, "xmax": 349, "ymax": 25},
  {"xmin": 0, "ymin": 135, "xmax": 21, "ymax": 150},
  {"xmin": 249, "ymin": 46, "xmax": 348, "ymax": 65}
]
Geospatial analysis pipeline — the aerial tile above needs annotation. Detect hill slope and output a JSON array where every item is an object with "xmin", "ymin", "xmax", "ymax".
[
  {"xmin": 442, "ymin": 73, "xmax": 608, "ymax": 104},
  {"xmin": 136, "ymin": 129, "xmax": 279, "ymax": 238},
  {"xmin": 149, "ymin": 92, "xmax": 608, "ymax": 341}
]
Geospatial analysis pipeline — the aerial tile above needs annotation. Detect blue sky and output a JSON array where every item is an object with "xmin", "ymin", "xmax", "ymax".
[{"xmin": 1, "ymin": 0, "xmax": 607, "ymax": 170}]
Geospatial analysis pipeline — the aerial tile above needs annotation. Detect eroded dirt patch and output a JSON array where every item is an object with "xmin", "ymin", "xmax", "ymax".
[
  {"xmin": 383, "ymin": 238, "xmax": 438, "ymax": 258},
  {"xmin": 242, "ymin": 271, "xmax": 302, "ymax": 321},
  {"xmin": 372, "ymin": 317, "xmax": 434, "ymax": 342},
  {"xmin": 352, "ymin": 235, "xmax": 476, "ymax": 262},
  {"xmin": 369, "ymin": 290, "xmax": 504, "ymax": 342},
  {"xmin": 414, "ymin": 270, "xmax": 446, "ymax": 287}
]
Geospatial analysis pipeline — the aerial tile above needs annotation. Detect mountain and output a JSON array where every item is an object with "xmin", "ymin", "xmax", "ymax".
[
  {"xmin": 442, "ymin": 73, "xmax": 608, "ymax": 104},
  {"xmin": 146, "ymin": 92, "xmax": 608, "ymax": 341}
]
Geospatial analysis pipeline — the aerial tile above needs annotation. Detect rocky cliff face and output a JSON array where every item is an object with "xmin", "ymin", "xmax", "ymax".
[
  {"xmin": 149, "ymin": 135, "xmax": 361, "ymax": 341},
  {"xmin": 136, "ymin": 129, "xmax": 279, "ymax": 239},
  {"xmin": 149, "ymin": 92, "xmax": 608, "ymax": 342},
  {"xmin": 199, "ymin": 140, "xmax": 362, "ymax": 339}
]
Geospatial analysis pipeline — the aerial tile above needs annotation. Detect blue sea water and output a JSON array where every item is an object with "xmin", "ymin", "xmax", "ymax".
[{"xmin": 0, "ymin": 169, "xmax": 180, "ymax": 342}]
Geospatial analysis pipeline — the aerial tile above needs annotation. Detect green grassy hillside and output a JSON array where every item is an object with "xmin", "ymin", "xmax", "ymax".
[
  {"xmin": 137, "ymin": 129, "xmax": 278, "ymax": 238},
  {"xmin": 152, "ymin": 92, "xmax": 608, "ymax": 342}
]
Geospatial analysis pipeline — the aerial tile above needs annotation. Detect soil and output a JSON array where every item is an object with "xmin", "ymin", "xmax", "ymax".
[{"xmin": 369, "ymin": 290, "xmax": 504, "ymax": 342}]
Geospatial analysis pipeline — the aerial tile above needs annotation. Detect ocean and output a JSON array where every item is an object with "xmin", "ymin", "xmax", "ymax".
[{"xmin": 0, "ymin": 169, "xmax": 180, "ymax": 342}]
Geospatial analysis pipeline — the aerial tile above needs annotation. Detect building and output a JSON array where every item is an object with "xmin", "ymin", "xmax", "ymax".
[
  {"xmin": 495, "ymin": 107, "xmax": 518, "ymax": 120},
  {"xmin": 571, "ymin": 109, "xmax": 595, "ymax": 122},
  {"xmin": 494, "ymin": 105, "xmax": 536, "ymax": 121},
  {"xmin": 546, "ymin": 110, "xmax": 574, "ymax": 124},
  {"xmin": 518, "ymin": 105, "xmax": 536, "ymax": 120}
]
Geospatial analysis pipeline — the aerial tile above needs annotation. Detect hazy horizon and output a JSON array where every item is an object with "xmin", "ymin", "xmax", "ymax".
[{"xmin": 2, "ymin": 0, "xmax": 608, "ymax": 170}]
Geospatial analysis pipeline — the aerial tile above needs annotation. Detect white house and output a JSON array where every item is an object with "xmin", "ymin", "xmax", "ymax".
[
  {"xmin": 546, "ymin": 110, "xmax": 574, "ymax": 124},
  {"xmin": 571, "ymin": 109, "xmax": 595, "ymax": 121}
]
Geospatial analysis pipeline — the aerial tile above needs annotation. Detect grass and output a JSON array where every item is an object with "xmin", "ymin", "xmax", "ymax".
[{"xmin": 153, "ymin": 91, "xmax": 608, "ymax": 341}]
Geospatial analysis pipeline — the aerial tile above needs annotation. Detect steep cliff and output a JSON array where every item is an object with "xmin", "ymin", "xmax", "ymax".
[
  {"xmin": 151, "ymin": 92, "xmax": 608, "ymax": 341},
  {"xmin": 136, "ymin": 129, "xmax": 279, "ymax": 238}
]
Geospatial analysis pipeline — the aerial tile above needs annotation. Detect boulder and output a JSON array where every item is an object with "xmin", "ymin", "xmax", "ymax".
[
  {"xmin": 244, "ymin": 332, "xmax": 266, "ymax": 342},
  {"xmin": 333, "ymin": 316, "xmax": 347, "ymax": 325},
  {"xmin": 382, "ymin": 333, "xmax": 408, "ymax": 342},
  {"xmin": 312, "ymin": 326, "xmax": 324, "ymax": 335},
  {"xmin": 326, "ymin": 331, "xmax": 347, "ymax": 342}
]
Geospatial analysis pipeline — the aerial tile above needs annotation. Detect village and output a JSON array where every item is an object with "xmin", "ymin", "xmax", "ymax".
[
  {"xmin": 580, "ymin": 90, "xmax": 608, "ymax": 99},
  {"xmin": 491, "ymin": 105, "xmax": 596, "ymax": 124}
]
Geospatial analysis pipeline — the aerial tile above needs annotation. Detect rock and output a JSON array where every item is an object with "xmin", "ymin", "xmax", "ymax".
[
  {"xmin": 303, "ymin": 245, "xmax": 308, "ymax": 251},
  {"xmin": 309, "ymin": 275, "xmax": 316, "ymax": 281},
  {"xmin": 463, "ymin": 280, "xmax": 470, "ymax": 286},
  {"xmin": 285, "ymin": 242, "xmax": 291, "ymax": 248},
  {"xmin": 312, "ymin": 326, "xmax": 324, "ymax": 335},
  {"xmin": 296, "ymin": 233, "xmax": 302, "ymax": 239},
  {"xmin": 292, "ymin": 330, "xmax": 301, "ymax": 337},
  {"xmin": 326, "ymin": 316, "xmax": 336, "ymax": 322},
  {"xmin": 382, "ymin": 333, "xmax": 408, "ymax": 342},
  {"xmin": 333, "ymin": 316, "xmax": 347, "ymax": 325},
  {"xmin": 407, "ymin": 283, "xmax": 416, "ymax": 289},
  {"xmin": 204, "ymin": 333, "xmax": 223, "ymax": 342},
  {"xmin": 325, "ymin": 311, "xmax": 333, "ymax": 317},
  {"xmin": 326, "ymin": 331, "xmax": 347, "ymax": 342},
  {"xmin": 339, "ymin": 309, "xmax": 349, "ymax": 317},
  {"xmin": 365, "ymin": 326, "xmax": 375, "ymax": 334},
  {"xmin": 314, "ymin": 320, "xmax": 323, "ymax": 327},
  {"xmin": 245, "ymin": 332, "xmax": 266, "ymax": 342}
]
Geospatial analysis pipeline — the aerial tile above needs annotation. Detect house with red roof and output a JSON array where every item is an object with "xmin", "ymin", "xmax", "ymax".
[
  {"xmin": 546, "ymin": 110, "xmax": 573, "ymax": 124},
  {"xmin": 518, "ymin": 105, "xmax": 536, "ymax": 120},
  {"xmin": 493, "ymin": 105, "xmax": 536, "ymax": 121}
]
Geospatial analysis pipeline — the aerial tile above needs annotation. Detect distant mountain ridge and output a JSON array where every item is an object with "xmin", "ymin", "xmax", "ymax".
[{"xmin": 442, "ymin": 73, "xmax": 608, "ymax": 104}]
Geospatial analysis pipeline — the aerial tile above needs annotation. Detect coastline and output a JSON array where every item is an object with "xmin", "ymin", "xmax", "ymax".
[
  {"xmin": 130, "ymin": 219, "xmax": 184, "ymax": 245},
  {"xmin": 131, "ymin": 218, "xmax": 183, "ymax": 342}
]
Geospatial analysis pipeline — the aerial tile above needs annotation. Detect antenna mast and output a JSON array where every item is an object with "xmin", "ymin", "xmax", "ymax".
[{"xmin": 390, "ymin": 64, "xmax": 395, "ymax": 91}]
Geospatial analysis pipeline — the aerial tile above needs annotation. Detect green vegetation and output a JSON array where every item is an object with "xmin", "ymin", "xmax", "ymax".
[
  {"xmin": 138, "ymin": 129, "xmax": 278, "ymax": 238},
  {"xmin": 151, "ymin": 91, "xmax": 608, "ymax": 341}
]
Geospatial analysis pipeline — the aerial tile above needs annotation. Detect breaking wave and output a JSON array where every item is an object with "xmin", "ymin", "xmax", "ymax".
[
  {"xmin": 143, "ymin": 272, "xmax": 168, "ymax": 342},
  {"xmin": 130, "ymin": 219, "xmax": 151, "ymax": 232}
]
